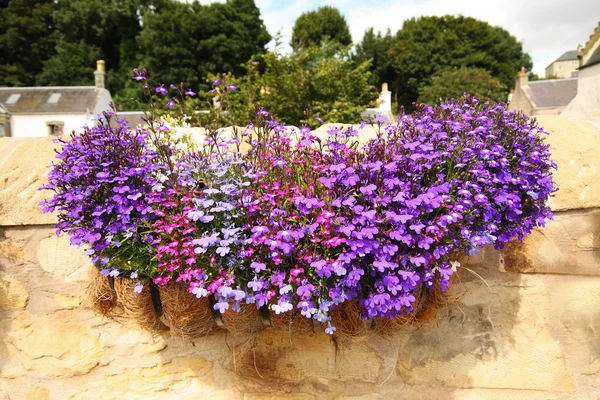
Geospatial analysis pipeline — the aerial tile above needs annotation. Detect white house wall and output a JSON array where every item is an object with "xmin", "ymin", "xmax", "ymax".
[
  {"xmin": 561, "ymin": 64, "xmax": 600, "ymax": 119},
  {"xmin": 10, "ymin": 114, "xmax": 90, "ymax": 138},
  {"xmin": 91, "ymin": 88, "xmax": 114, "ymax": 117}
]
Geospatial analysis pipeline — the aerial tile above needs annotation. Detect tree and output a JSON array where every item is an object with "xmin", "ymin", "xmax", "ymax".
[
  {"xmin": 37, "ymin": 0, "xmax": 146, "ymax": 90},
  {"xmin": 137, "ymin": 0, "xmax": 270, "ymax": 97},
  {"xmin": 354, "ymin": 28, "xmax": 396, "ymax": 92},
  {"xmin": 355, "ymin": 15, "xmax": 532, "ymax": 111},
  {"xmin": 291, "ymin": 6, "xmax": 352, "ymax": 52},
  {"xmin": 417, "ymin": 66, "xmax": 507, "ymax": 105},
  {"xmin": 37, "ymin": 41, "xmax": 102, "ymax": 86},
  {"xmin": 0, "ymin": 0, "xmax": 57, "ymax": 86},
  {"xmin": 228, "ymin": 42, "xmax": 377, "ymax": 127}
]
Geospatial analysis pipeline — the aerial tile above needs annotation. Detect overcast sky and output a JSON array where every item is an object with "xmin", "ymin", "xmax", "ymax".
[{"xmin": 250, "ymin": 0, "xmax": 600, "ymax": 76}]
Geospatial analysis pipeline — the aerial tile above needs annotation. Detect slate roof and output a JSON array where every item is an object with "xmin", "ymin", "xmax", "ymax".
[
  {"xmin": 554, "ymin": 50, "xmax": 579, "ymax": 62},
  {"xmin": 527, "ymin": 78, "xmax": 578, "ymax": 109},
  {"xmin": 581, "ymin": 45, "xmax": 600, "ymax": 70},
  {"xmin": 0, "ymin": 86, "xmax": 102, "ymax": 114}
]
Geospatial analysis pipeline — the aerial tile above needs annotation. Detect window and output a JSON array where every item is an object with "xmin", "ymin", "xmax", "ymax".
[
  {"xmin": 47, "ymin": 121, "xmax": 64, "ymax": 136},
  {"xmin": 558, "ymin": 65, "xmax": 563, "ymax": 71},
  {"xmin": 573, "ymin": 60, "xmax": 579, "ymax": 65},
  {"xmin": 571, "ymin": 71, "xmax": 578, "ymax": 78},
  {"xmin": 47, "ymin": 93, "xmax": 62, "ymax": 104},
  {"xmin": 6, "ymin": 94, "xmax": 21, "ymax": 105},
  {"xmin": 0, "ymin": 123, "xmax": 6, "ymax": 138}
]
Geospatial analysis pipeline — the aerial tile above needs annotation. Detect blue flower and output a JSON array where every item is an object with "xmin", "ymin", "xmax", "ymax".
[
  {"xmin": 133, "ymin": 282, "xmax": 143, "ymax": 294},
  {"xmin": 155, "ymin": 84, "xmax": 168, "ymax": 96},
  {"xmin": 214, "ymin": 301, "xmax": 229, "ymax": 313}
]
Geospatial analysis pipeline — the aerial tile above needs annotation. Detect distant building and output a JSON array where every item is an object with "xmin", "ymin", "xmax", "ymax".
[
  {"xmin": 561, "ymin": 22, "xmax": 600, "ymax": 119},
  {"xmin": 0, "ymin": 61, "xmax": 112, "ymax": 138},
  {"xmin": 507, "ymin": 69, "xmax": 577, "ymax": 116},
  {"xmin": 361, "ymin": 83, "xmax": 395, "ymax": 123},
  {"xmin": 545, "ymin": 51, "xmax": 579, "ymax": 79}
]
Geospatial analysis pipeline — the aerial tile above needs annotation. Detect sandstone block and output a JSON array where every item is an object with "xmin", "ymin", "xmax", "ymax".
[
  {"xmin": 537, "ymin": 115, "xmax": 600, "ymax": 211},
  {"xmin": 502, "ymin": 209, "xmax": 600, "ymax": 275},
  {"xmin": 0, "ymin": 136, "xmax": 58, "ymax": 226},
  {"xmin": 68, "ymin": 357, "xmax": 235, "ymax": 400},
  {"xmin": 37, "ymin": 234, "xmax": 92, "ymax": 282},
  {"xmin": 397, "ymin": 277, "xmax": 575, "ymax": 392},
  {"xmin": 0, "ymin": 271, "xmax": 29, "ymax": 310},
  {"xmin": 6, "ymin": 314, "xmax": 103, "ymax": 378},
  {"xmin": 26, "ymin": 386, "xmax": 49, "ymax": 400}
]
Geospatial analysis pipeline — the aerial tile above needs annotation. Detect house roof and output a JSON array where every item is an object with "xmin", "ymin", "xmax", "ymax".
[
  {"xmin": 554, "ymin": 50, "xmax": 579, "ymax": 62},
  {"xmin": 0, "ymin": 86, "xmax": 103, "ymax": 115},
  {"xmin": 580, "ymin": 45, "xmax": 600, "ymax": 70},
  {"xmin": 527, "ymin": 78, "xmax": 577, "ymax": 109}
]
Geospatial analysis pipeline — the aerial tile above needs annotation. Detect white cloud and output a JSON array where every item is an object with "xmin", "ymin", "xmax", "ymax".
[{"xmin": 256, "ymin": 0, "xmax": 600, "ymax": 76}]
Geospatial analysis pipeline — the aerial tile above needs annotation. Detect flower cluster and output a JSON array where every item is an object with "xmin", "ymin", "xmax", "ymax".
[
  {"xmin": 40, "ymin": 111, "xmax": 166, "ymax": 275},
  {"xmin": 41, "ymin": 75, "xmax": 555, "ymax": 333}
]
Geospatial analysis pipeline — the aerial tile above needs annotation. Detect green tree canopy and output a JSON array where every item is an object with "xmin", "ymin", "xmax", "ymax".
[
  {"xmin": 37, "ymin": 0, "xmax": 145, "ymax": 88},
  {"xmin": 291, "ymin": 6, "xmax": 352, "ymax": 52},
  {"xmin": 0, "ymin": 0, "xmax": 57, "ymax": 86},
  {"xmin": 138, "ymin": 0, "xmax": 270, "ymax": 94},
  {"xmin": 354, "ymin": 28, "xmax": 396, "ymax": 90},
  {"xmin": 227, "ymin": 43, "xmax": 377, "ymax": 128},
  {"xmin": 417, "ymin": 66, "xmax": 507, "ymax": 105},
  {"xmin": 355, "ymin": 15, "xmax": 532, "ymax": 111}
]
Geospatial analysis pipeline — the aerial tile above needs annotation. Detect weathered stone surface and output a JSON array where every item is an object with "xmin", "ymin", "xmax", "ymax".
[
  {"xmin": 502, "ymin": 209, "xmax": 600, "ymax": 275},
  {"xmin": 54, "ymin": 294, "xmax": 81, "ymax": 309},
  {"xmin": 68, "ymin": 357, "xmax": 240, "ymax": 400},
  {"xmin": 4, "ymin": 314, "xmax": 103, "ymax": 378},
  {"xmin": 537, "ymin": 115, "xmax": 600, "ymax": 211},
  {"xmin": 0, "ymin": 136, "xmax": 58, "ymax": 226},
  {"xmin": 397, "ymin": 276, "xmax": 576, "ymax": 392},
  {"xmin": 581, "ymin": 358, "xmax": 600, "ymax": 375},
  {"xmin": 26, "ymin": 386, "xmax": 50, "ymax": 400},
  {"xmin": 0, "ymin": 271, "xmax": 29, "ymax": 309},
  {"xmin": 36, "ymin": 233, "xmax": 92, "ymax": 282},
  {"xmin": 244, "ymin": 394, "xmax": 315, "ymax": 400}
]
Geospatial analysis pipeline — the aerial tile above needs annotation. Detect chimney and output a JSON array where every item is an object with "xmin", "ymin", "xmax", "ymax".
[
  {"xmin": 379, "ymin": 82, "xmax": 392, "ymax": 112},
  {"xmin": 94, "ymin": 60, "xmax": 107, "ymax": 90},
  {"xmin": 516, "ymin": 67, "xmax": 528, "ymax": 90}
]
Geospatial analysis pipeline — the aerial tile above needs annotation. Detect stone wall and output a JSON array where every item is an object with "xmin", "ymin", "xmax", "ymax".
[{"xmin": 1, "ymin": 117, "xmax": 600, "ymax": 400}]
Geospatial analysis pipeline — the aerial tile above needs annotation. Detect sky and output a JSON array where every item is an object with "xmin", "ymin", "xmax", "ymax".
[{"xmin": 249, "ymin": 0, "xmax": 600, "ymax": 77}]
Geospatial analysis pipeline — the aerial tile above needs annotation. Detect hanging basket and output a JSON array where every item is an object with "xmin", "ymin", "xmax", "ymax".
[
  {"xmin": 85, "ymin": 257, "xmax": 463, "ymax": 339},
  {"xmin": 269, "ymin": 309, "xmax": 314, "ymax": 335},
  {"xmin": 85, "ymin": 267, "xmax": 118, "ymax": 317},
  {"xmin": 373, "ymin": 258, "xmax": 464, "ymax": 334},
  {"xmin": 220, "ymin": 303, "xmax": 265, "ymax": 338},
  {"xmin": 159, "ymin": 281, "xmax": 219, "ymax": 337},
  {"xmin": 330, "ymin": 300, "xmax": 368, "ymax": 338},
  {"xmin": 113, "ymin": 277, "xmax": 168, "ymax": 330}
]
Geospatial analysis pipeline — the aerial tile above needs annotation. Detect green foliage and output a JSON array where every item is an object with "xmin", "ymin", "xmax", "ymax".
[
  {"xmin": 354, "ymin": 28, "xmax": 396, "ymax": 88},
  {"xmin": 137, "ymin": 0, "xmax": 270, "ymax": 98},
  {"xmin": 0, "ymin": 0, "xmax": 270, "ymax": 112},
  {"xmin": 291, "ymin": 6, "xmax": 352, "ymax": 52},
  {"xmin": 355, "ymin": 15, "xmax": 532, "ymax": 111},
  {"xmin": 418, "ymin": 66, "xmax": 507, "ymax": 105},
  {"xmin": 37, "ymin": 41, "xmax": 103, "ymax": 86},
  {"xmin": 0, "ymin": 0, "xmax": 57, "ymax": 86},
  {"xmin": 38, "ymin": 0, "xmax": 145, "ymax": 88},
  {"xmin": 228, "ymin": 43, "xmax": 377, "ymax": 128}
]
